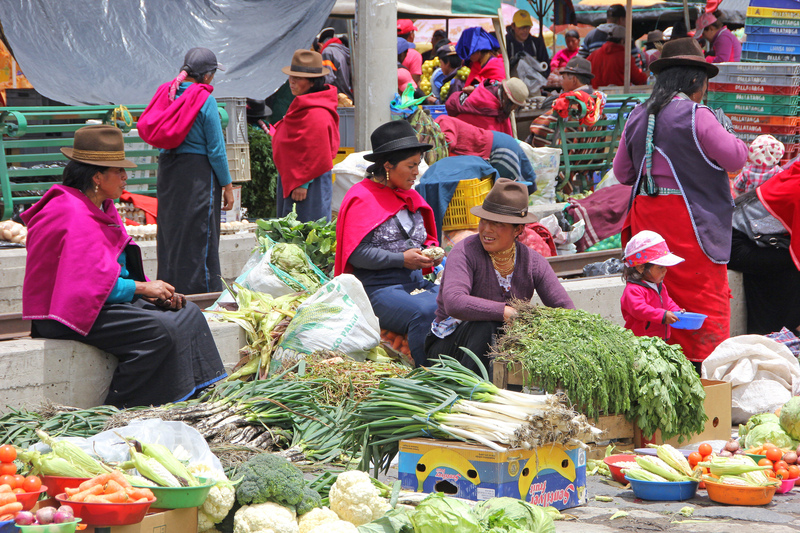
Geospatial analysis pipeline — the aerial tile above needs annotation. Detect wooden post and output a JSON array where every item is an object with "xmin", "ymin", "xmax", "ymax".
[{"xmin": 494, "ymin": 10, "xmax": 518, "ymax": 139}]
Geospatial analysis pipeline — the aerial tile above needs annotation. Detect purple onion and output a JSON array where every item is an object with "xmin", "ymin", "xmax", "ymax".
[
  {"xmin": 35, "ymin": 506, "xmax": 57, "ymax": 525},
  {"xmin": 14, "ymin": 511, "xmax": 35, "ymax": 525},
  {"xmin": 52, "ymin": 511, "xmax": 73, "ymax": 524}
]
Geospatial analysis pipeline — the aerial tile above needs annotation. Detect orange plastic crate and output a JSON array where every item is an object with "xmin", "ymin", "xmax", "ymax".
[{"xmin": 442, "ymin": 176, "xmax": 494, "ymax": 231}]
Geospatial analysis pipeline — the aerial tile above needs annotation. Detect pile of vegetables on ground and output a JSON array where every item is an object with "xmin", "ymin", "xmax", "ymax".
[
  {"xmin": 256, "ymin": 209, "xmax": 336, "ymax": 277},
  {"xmin": 493, "ymin": 304, "xmax": 707, "ymax": 442}
]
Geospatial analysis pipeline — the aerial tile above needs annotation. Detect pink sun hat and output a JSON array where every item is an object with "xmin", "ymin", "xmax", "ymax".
[{"xmin": 624, "ymin": 230, "xmax": 685, "ymax": 267}]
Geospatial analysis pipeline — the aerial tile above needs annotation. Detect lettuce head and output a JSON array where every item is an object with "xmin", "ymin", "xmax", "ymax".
[
  {"xmin": 474, "ymin": 498, "xmax": 555, "ymax": 533},
  {"xmin": 744, "ymin": 421, "xmax": 796, "ymax": 450},
  {"xmin": 410, "ymin": 494, "xmax": 482, "ymax": 533},
  {"xmin": 780, "ymin": 396, "xmax": 800, "ymax": 440}
]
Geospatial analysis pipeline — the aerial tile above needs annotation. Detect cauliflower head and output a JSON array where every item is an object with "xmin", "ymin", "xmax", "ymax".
[
  {"xmin": 233, "ymin": 502, "xmax": 298, "ymax": 533},
  {"xmin": 190, "ymin": 463, "xmax": 236, "ymax": 532},
  {"xmin": 298, "ymin": 507, "xmax": 339, "ymax": 533},
  {"xmin": 197, "ymin": 510, "xmax": 215, "ymax": 533},
  {"xmin": 328, "ymin": 471, "xmax": 390, "ymax": 527},
  {"xmin": 308, "ymin": 520, "xmax": 357, "ymax": 533}
]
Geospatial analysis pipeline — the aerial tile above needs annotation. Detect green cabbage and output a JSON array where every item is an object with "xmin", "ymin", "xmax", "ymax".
[
  {"xmin": 744, "ymin": 421, "xmax": 797, "ymax": 450},
  {"xmin": 474, "ymin": 497, "xmax": 555, "ymax": 533},
  {"xmin": 357, "ymin": 508, "xmax": 414, "ymax": 533},
  {"xmin": 410, "ymin": 494, "xmax": 482, "ymax": 533},
  {"xmin": 780, "ymin": 397, "xmax": 800, "ymax": 440}
]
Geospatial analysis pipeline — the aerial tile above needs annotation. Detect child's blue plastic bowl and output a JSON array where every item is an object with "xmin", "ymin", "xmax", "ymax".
[
  {"xmin": 625, "ymin": 476, "xmax": 699, "ymax": 501},
  {"xmin": 0, "ymin": 520, "xmax": 20, "ymax": 533},
  {"xmin": 672, "ymin": 312, "xmax": 707, "ymax": 330}
]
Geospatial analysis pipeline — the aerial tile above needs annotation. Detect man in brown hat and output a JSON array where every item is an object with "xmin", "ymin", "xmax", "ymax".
[{"xmin": 446, "ymin": 77, "xmax": 528, "ymax": 136}]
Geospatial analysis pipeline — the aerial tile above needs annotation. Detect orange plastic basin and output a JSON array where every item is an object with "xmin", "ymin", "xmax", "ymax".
[{"xmin": 705, "ymin": 481, "xmax": 776, "ymax": 506}]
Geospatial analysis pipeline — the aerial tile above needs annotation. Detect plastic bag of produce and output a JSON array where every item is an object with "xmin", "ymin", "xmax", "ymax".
[
  {"xmin": 520, "ymin": 145, "xmax": 560, "ymax": 205},
  {"xmin": 274, "ymin": 274, "xmax": 380, "ymax": 363}
]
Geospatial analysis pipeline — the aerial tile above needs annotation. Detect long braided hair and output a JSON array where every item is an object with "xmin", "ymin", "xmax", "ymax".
[{"xmin": 168, "ymin": 65, "xmax": 215, "ymax": 101}]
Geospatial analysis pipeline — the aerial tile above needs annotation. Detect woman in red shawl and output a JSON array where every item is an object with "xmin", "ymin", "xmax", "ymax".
[
  {"xmin": 272, "ymin": 49, "xmax": 340, "ymax": 222},
  {"xmin": 335, "ymin": 121, "xmax": 441, "ymax": 366}
]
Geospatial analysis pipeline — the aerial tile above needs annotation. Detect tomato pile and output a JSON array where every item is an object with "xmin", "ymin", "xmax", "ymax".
[
  {"xmin": 0, "ymin": 444, "xmax": 43, "ymax": 494},
  {"xmin": 753, "ymin": 443, "xmax": 800, "ymax": 481}
]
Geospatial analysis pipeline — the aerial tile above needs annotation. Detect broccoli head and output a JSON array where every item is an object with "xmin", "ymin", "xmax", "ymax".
[
  {"xmin": 235, "ymin": 453, "xmax": 305, "ymax": 507},
  {"xmin": 295, "ymin": 485, "xmax": 322, "ymax": 516}
]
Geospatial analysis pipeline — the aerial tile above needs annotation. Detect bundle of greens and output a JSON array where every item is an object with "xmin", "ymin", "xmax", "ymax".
[
  {"xmin": 493, "ymin": 304, "xmax": 638, "ymax": 419},
  {"xmin": 631, "ymin": 336, "xmax": 707, "ymax": 443},
  {"xmin": 256, "ymin": 208, "xmax": 336, "ymax": 276},
  {"xmin": 270, "ymin": 242, "xmax": 325, "ymax": 292}
]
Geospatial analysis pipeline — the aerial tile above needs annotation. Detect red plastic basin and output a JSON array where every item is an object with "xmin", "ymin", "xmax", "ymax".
[
  {"xmin": 14, "ymin": 487, "xmax": 48, "ymax": 511},
  {"xmin": 55, "ymin": 493, "xmax": 155, "ymax": 526},
  {"xmin": 41, "ymin": 477, "xmax": 90, "ymax": 499}
]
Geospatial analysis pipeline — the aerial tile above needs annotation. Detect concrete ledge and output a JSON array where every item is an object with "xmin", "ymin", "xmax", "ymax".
[
  {"xmin": 0, "ymin": 232, "xmax": 257, "ymax": 314},
  {"xmin": 0, "ymin": 320, "xmax": 246, "ymax": 411}
]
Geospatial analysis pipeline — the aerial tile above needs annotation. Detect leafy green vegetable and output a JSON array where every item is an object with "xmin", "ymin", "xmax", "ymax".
[
  {"xmin": 494, "ymin": 305, "xmax": 638, "ymax": 419},
  {"xmin": 744, "ymin": 422, "xmax": 797, "ymax": 450},
  {"xmin": 356, "ymin": 508, "xmax": 414, "ymax": 533},
  {"xmin": 474, "ymin": 497, "xmax": 555, "ymax": 533},
  {"xmin": 410, "ymin": 494, "xmax": 482, "ymax": 533},
  {"xmin": 241, "ymin": 128, "xmax": 278, "ymax": 219},
  {"xmin": 270, "ymin": 242, "xmax": 323, "ymax": 292},
  {"xmin": 234, "ymin": 452, "xmax": 306, "ymax": 507},
  {"xmin": 780, "ymin": 396, "xmax": 800, "ymax": 440},
  {"xmin": 256, "ymin": 207, "xmax": 336, "ymax": 276},
  {"xmin": 630, "ymin": 336, "xmax": 707, "ymax": 443}
]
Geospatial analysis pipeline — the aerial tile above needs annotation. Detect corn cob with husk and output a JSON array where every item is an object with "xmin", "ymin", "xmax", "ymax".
[
  {"xmin": 698, "ymin": 456, "xmax": 773, "ymax": 477},
  {"xmin": 35, "ymin": 429, "xmax": 109, "ymax": 475},
  {"xmin": 622, "ymin": 468, "xmax": 667, "ymax": 482},
  {"xmin": 635, "ymin": 456, "xmax": 686, "ymax": 482},
  {"xmin": 742, "ymin": 469, "xmax": 780, "ymax": 487},
  {"xmin": 141, "ymin": 443, "xmax": 198, "ymax": 487},
  {"xmin": 122, "ymin": 439, "xmax": 181, "ymax": 487},
  {"xmin": 20, "ymin": 450, "xmax": 93, "ymax": 478},
  {"xmin": 647, "ymin": 444, "xmax": 694, "ymax": 476}
]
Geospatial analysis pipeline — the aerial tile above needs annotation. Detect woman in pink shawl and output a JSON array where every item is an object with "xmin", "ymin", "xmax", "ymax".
[{"xmin": 21, "ymin": 125, "xmax": 226, "ymax": 408}]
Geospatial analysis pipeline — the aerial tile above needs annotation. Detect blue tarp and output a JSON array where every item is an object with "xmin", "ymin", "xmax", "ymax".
[{"xmin": 1, "ymin": 0, "xmax": 336, "ymax": 105}]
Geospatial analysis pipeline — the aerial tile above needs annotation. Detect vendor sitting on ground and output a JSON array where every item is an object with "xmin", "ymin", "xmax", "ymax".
[
  {"xmin": 435, "ymin": 115, "xmax": 536, "ymax": 191},
  {"xmin": 425, "ymin": 179, "xmax": 575, "ymax": 375},
  {"xmin": 446, "ymin": 77, "xmax": 528, "ymax": 136},
  {"xmin": 21, "ymin": 125, "xmax": 227, "ymax": 408},
  {"xmin": 335, "ymin": 121, "xmax": 442, "ymax": 367}
]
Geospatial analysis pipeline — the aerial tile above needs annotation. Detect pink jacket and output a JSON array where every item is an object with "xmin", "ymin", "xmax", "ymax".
[
  {"xmin": 21, "ymin": 185, "xmax": 139, "ymax": 335},
  {"xmin": 620, "ymin": 280, "xmax": 681, "ymax": 340}
]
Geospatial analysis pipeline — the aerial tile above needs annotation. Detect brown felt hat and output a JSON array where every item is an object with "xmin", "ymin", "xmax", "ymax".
[
  {"xmin": 561, "ymin": 56, "xmax": 595, "ymax": 80},
  {"xmin": 470, "ymin": 178, "xmax": 538, "ymax": 224},
  {"xmin": 649, "ymin": 37, "xmax": 719, "ymax": 77},
  {"xmin": 61, "ymin": 125, "xmax": 136, "ymax": 168},
  {"xmin": 281, "ymin": 49, "xmax": 330, "ymax": 78}
]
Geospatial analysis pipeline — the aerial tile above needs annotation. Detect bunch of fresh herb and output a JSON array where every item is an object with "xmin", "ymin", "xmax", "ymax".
[{"xmin": 240, "ymin": 128, "xmax": 278, "ymax": 219}]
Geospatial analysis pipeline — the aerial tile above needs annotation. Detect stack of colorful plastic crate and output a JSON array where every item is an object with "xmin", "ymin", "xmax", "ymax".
[
  {"xmin": 707, "ymin": 62, "xmax": 800, "ymax": 164},
  {"xmin": 743, "ymin": 0, "xmax": 800, "ymax": 62}
]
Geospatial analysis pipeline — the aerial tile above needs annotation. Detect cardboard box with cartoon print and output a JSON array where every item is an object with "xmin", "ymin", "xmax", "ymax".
[{"xmin": 398, "ymin": 437, "xmax": 587, "ymax": 510}]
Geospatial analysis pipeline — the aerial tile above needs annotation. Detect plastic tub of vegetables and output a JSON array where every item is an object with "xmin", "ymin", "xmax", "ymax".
[
  {"xmin": 41, "ymin": 477, "xmax": 90, "ymax": 499},
  {"xmin": 55, "ymin": 494, "xmax": 155, "ymax": 526},
  {"xmin": 14, "ymin": 487, "xmax": 48, "ymax": 511},
  {"xmin": 624, "ymin": 476, "xmax": 699, "ymax": 501},
  {"xmin": 14, "ymin": 505, "xmax": 81, "ymax": 533},
  {"xmin": 133, "ymin": 477, "xmax": 215, "ymax": 509},
  {"xmin": 603, "ymin": 455, "xmax": 639, "ymax": 484},
  {"xmin": 705, "ymin": 481, "xmax": 776, "ymax": 505}
]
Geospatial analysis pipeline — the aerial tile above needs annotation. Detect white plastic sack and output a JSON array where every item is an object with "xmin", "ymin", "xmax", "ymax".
[
  {"xmin": 210, "ymin": 248, "xmax": 295, "ymax": 309},
  {"xmin": 595, "ymin": 169, "xmax": 621, "ymax": 191},
  {"xmin": 520, "ymin": 145, "xmax": 561, "ymax": 205},
  {"xmin": 274, "ymin": 274, "xmax": 380, "ymax": 362},
  {"xmin": 32, "ymin": 419, "xmax": 224, "ymax": 475},
  {"xmin": 702, "ymin": 335, "xmax": 800, "ymax": 424}
]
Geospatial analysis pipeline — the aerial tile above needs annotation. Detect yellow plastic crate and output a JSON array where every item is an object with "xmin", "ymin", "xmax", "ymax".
[{"xmin": 442, "ymin": 176, "xmax": 494, "ymax": 231}]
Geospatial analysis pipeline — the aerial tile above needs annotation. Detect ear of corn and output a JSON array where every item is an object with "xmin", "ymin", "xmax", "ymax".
[
  {"xmin": 129, "ymin": 447, "xmax": 181, "ymax": 487},
  {"xmin": 38, "ymin": 453, "xmax": 93, "ymax": 478},
  {"xmin": 698, "ymin": 457, "xmax": 772, "ymax": 477},
  {"xmin": 741, "ymin": 470, "xmax": 780, "ymax": 487},
  {"xmin": 635, "ymin": 456, "xmax": 684, "ymax": 482},
  {"xmin": 141, "ymin": 443, "xmax": 198, "ymax": 487},
  {"xmin": 622, "ymin": 468, "xmax": 667, "ymax": 482},
  {"xmin": 651, "ymin": 444, "xmax": 693, "ymax": 476},
  {"xmin": 35, "ymin": 430, "xmax": 109, "ymax": 476},
  {"xmin": 124, "ymin": 474, "xmax": 157, "ymax": 487}
]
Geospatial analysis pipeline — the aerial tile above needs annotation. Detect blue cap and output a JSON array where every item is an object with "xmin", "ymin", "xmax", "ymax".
[{"xmin": 397, "ymin": 37, "xmax": 416, "ymax": 55}]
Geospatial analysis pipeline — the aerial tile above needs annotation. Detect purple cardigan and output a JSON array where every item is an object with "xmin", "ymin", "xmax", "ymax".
[{"xmin": 435, "ymin": 234, "xmax": 575, "ymax": 322}]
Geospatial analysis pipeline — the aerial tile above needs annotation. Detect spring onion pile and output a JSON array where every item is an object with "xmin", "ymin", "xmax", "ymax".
[
  {"xmin": 631, "ymin": 336, "xmax": 707, "ymax": 443},
  {"xmin": 348, "ymin": 355, "xmax": 601, "ymax": 475},
  {"xmin": 493, "ymin": 304, "xmax": 638, "ymax": 419},
  {"xmin": 0, "ymin": 405, "xmax": 119, "ymax": 449}
]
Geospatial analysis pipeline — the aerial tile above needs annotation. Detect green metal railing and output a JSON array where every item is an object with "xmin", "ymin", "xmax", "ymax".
[{"xmin": 1, "ymin": 104, "xmax": 230, "ymax": 220}]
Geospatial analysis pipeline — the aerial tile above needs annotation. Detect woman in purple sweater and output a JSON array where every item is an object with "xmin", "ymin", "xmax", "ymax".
[{"xmin": 425, "ymin": 179, "xmax": 575, "ymax": 375}]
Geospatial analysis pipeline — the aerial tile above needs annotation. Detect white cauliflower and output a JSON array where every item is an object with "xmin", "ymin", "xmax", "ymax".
[
  {"xmin": 298, "ymin": 507, "xmax": 340, "ymax": 533},
  {"xmin": 190, "ymin": 463, "xmax": 237, "ymax": 533},
  {"xmin": 308, "ymin": 520, "xmax": 357, "ymax": 533},
  {"xmin": 233, "ymin": 502, "xmax": 298, "ymax": 533},
  {"xmin": 328, "ymin": 470, "xmax": 390, "ymax": 527}
]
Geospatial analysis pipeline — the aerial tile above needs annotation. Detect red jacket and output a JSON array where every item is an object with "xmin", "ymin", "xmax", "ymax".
[
  {"xmin": 620, "ymin": 280, "xmax": 681, "ymax": 340},
  {"xmin": 587, "ymin": 42, "xmax": 648, "ymax": 89},
  {"xmin": 445, "ymin": 82, "xmax": 512, "ymax": 135},
  {"xmin": 272, "ymin": 85, "xmax": 340, "ymax": 197}
]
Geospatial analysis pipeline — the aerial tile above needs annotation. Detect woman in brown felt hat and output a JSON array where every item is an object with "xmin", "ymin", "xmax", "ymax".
[
  {"xmin": 271, "ymin": 49, "xmax": 340, "ymax": 223},
  {"xmin": 21, "ymin": 125, "xmax": 226, "ymax": 408},
  {"xmin": 613, "ymin": 38, "xmax": 747, "ymax": 369},
  {"xmin": 425, "ymin": 178, "xmax": 575, "ymax": 376}
]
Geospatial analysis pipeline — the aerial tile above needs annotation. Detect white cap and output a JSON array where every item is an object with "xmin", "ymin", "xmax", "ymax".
[{"xmin": 624, "ymin": 230, "xmax": 685, "ymax": 267}]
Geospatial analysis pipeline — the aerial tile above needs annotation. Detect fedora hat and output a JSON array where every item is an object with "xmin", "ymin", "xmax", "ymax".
[
  {"xmin": 561, "ymin": 56, "xmax": 595, "ymax": 80},
  {"xmin": 61, "ymin": 125, "xmax": 136, "ymax": 168},
  {"xmin": 246, "ymin": 98, "xmax": 272, "ymax": 120},
  {"xmin": 647, "ymin": 30, "xmax": 664, "ymax": 43},
  {"xmin": 648, "ymin": 37, "xmax": 719, "ymax": 77},
  {"xmin": 502, "ymin": 78, "xmax": 529, "ymax": 106},
  {"xmin": 364, "ymin": 121, "xmax": 432, "ymax": 162},
  {"xmin": 281, "ymin": 49, "xmax": 330, "ymax": 78},
  {"xmin": 470, "ymin": 178, "xmax": 537, "ymax": 224}
]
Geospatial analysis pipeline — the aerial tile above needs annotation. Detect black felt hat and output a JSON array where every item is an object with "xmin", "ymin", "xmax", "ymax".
[
  {"xmin": 246, "ymin": 98, "xmax": 272, "ymax": 120},
  {"xmin": 364, "ymin": 121, "xmax": 432, "ymax": 162}
]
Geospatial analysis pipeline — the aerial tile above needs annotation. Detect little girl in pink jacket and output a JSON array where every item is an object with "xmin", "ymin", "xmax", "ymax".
[{"xmin": 620, "ymin": 230, "xmax": 683, "ymax": 340}]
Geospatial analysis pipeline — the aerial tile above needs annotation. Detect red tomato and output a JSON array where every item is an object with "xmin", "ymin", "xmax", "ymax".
[
  {"xmin": 787, "ymin": 465, "xmax": 800, "ymax": 479},
  {"xmin": 698, "ymin": 443, "xmax": 713, "ymax": 456},
  {"xmin": 701, "ymin": 454, "xmax": 712, "ymax": 463},
  {"xmin": 775, "ymin": 460, "xmax": 789, "ymax": 472},
  {"xmin": 766, "ymin": 447, "xmax": 783, "ymax": 462},
  {"xmin": 0, "ymin": 462, "xmax": 16, "ymax": 476},
  {"xmin": 11, "ymin": 487, "xmax": 24, "ymax": 494},
  {"xmin": 0, "ymin": 445, "xmax": 16, "ymax": 463},
  {"xmin": 759, "ymin": 458, "xmax": 774, "ymax": 468},
  {"xmin": 776, "ymin": 468, "xmax": 790, "ymax": 480},
  {"xmin": 12, "ymin": 474, "xmax": 24, "ymax": 489},
  {"xmin": 766, "ymin": 469, "xmax": 777, "ymax": 478},
  {"xmin": 21, "ymin": 475, "xmax": 42, "ymax": 493},
  {"xmin": 688, "ymin": 452, "xmax": 702, "ymax": 468},
  {"xmin": 0, "ymin": 474, "xmax": 16, "ymax": 488}
]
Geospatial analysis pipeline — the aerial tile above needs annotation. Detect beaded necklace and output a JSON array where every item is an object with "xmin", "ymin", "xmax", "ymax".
[{"xmin": 489, "ymin": 245, "xmax": 515, "ymax": 277}]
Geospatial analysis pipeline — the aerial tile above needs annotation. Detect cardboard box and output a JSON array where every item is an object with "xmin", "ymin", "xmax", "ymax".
[
  {"xmin": 81, "ymin": 507, "xmax": 198, "ymax": 533},
  {"xmin": 634, "ymin": 379, "xmax": 732, "ymax": 447},
  {"xmin": 398, "ymin": 437, "xmax": 587, "ymax": 510}
]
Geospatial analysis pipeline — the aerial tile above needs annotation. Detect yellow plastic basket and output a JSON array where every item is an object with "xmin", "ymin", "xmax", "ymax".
[{"xmin": 442, "ymin": 176, "xmax": 494, "ymax": 231}]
